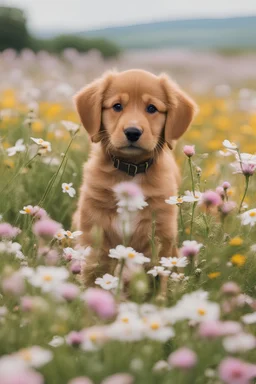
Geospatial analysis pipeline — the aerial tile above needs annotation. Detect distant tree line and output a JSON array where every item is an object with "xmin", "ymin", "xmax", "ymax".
[{"xmin": 0, "ymin": 6, "xmax": 120, "ymax": 57}]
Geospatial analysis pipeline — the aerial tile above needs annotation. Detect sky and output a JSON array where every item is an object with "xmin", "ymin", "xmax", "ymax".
[{"xmin": 2, "ymin": 0, "xmax": 256, "ymax": 32}]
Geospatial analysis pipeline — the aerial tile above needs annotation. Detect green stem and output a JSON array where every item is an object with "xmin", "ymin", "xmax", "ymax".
[
  {"xmin": 179, "ymin": 204, "xmax": 185, "ymax": 235},
  {"xmin": 238, "ymin": 175, "xmax": 250, "ymax": 213},
  {"xmin": 150, "ymin": 211, "xmax": 157, "ymax": 264},
  {"xmin": 188, "ymin": 157, "xmax": 195, "ymax": 195},
  {"xmin": 37, "ymin": 134, "xmax": 76, "ymax": 207},
  {"xmin": 0, "ymin": 152, "xmax": 39, "ymax": 195},
  {"xmin": 202, "ymin": 213, "xmax": 209, "ymax": 236},
  {"xmin": 116, "ymin": 259, "xmax": 125, "ymax": 299},
  {"xmin": 190, "ymin": 202, "xmax": 196, "ymax": 240}
]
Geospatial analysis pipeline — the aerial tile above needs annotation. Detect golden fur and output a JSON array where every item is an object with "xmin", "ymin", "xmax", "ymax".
[{"xmin": 73, "ymin": 69, "xmax": 197, "ymax": 285}]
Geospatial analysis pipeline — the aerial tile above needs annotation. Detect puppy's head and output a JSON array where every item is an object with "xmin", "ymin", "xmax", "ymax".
[{"xmin": 74, "ymin": 69, "xmax": 197, "ymax": 159}]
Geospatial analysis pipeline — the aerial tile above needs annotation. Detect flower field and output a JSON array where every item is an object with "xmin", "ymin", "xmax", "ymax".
[{"xmin": 1, "ymin": 49, "xmax": 256, "ymax": 384}]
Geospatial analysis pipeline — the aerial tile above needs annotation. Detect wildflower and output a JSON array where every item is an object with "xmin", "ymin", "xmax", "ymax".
[
  {"xmin": 218, "ymin": 357, "xmax": 256, "ymax": 384},
  {"xmin": 147, "ymin": 266, "xmax": 170, "ymax": 277},
  {"xmin": 0, "ymin": 241, "xmax": 24, "ymax": 260},
  {"xmin": 216, "ymin": 186, "xmax": 225, "ymax": 198},
  {"xmin": 113, "ymin": 182, "xmax": 148, "ymax": 212},
  {"xmin": 240, "ymin": 208, "xmax": 256, "ymax": 227},
  {"xmin": 219, "ymin": 201, "xmax": 236, "ymax": 216},
  {"xmin": 229, "ymin": 237, "xmax": 243, "ymax": 246},
  {"xmin": 26, "ymin": 266, "xmax": 69, "ymax": 292},
  {"xmin": 55, "ymin": 229, "xmax": 82, "ymax": 240},
  {"xmin": 83, "ymin": 288, "xmax": 116, "ymax": 319},
  {"xmin": 109, "ymin": 245, "xmax": 150, "ymax": 265},
  {"xmin": 144, "ymin": 316, "xmax": 175, "ymax": 342},
  {"xmin": 48, "ymin": 336, "xmax": 64, "ymax": 348},
  {"xmin": 170, "ymin": 272, "xmax": 188, "ymax": 282},
  {"xmin": 208, "ymin": 272, "xmax": 221, "ymax": 279},
  {"xmin": 152, "ymin": 360, "xmax": 171, "ymax": 372},
  {"xmin": 223, "ymin": 333, "xmax": 256, "ymax": 353},
  {"xmin": 33, "ymin": 218, "xmax": 62, "ymax": 239},
  {"xmin": 0, "ymin": 354, "xmax": 44, "ymax": 384},
  {"xmin": 199, "ymin": 190, "xmax": 222, "ymax": 208},
  {"xmin": 183, "ymin": 191, "xmax": 202, "ymax": 202},
  {"xmin": 183, "ymin": 145, "xmax": 195, "ymax": 157},
  {"xmin": 222, "ymin": 139, "xmax": 238, "ymax": 150},
  {"xmin": 2, "ymin": 272, "xmax": 25, "ymax": 296},
  {"xmin": 222, "ymin": 181, "xmax": 231, "ymax": 190},
  {"xmin": 66, "ymin": 331, "xmax": 84, "ymax": 347},
  {"xmin": 56, "ymin": 283, "xmax": 80, "ymax": 301},
  {"xmin": 0, "ymin": 223, "xmax": 20, "ymax": 239},
  {"xmin": 242, "ymin": 312, "xmax": 256, "ymax": 324},
  {"xmin": 165, "ymin": 196, "xmax": 184, "ymax": 205},
  {"xmin": 61, "ymin": 120, "xmax": 80, "ymax": 134},
  {"xmin": 180, "ymin": 240, "xmax": 203, "ymax": 258},
  {"xmin": 231, "ymin": 254, "xmax": 246, "ymax": 267},
  {"xmin": 62, "ymin": 183, "xmax": 76, "ymax": 197},
  {"xmin": 160, "ymin": 256, "xmax": 189, "ymax": 269},
  {"xmin": 15, "ymin": 346, "xmax": 53, "ymax": 367},
  {"xmin": 168, "ymin": 348, "xmax": 197, "ymax": 369},
  {"xmin": 31, "ymin": 137, "xmax": 51, "ymax": 154},
  {"xmin": 20, "ymin": 205, "xmax": 47, "ymax": 219},
  {"xmin": 81, "ymin": 326, "xmax": 108, "ymax": 351},
  {"xmin": 199, "ymin": 320, "xmax": 242, "ymax": 339},
  {"xmin": 101, "ymin": 373, "xmax": 134, "ymax": 384},
  {"xmin": 95, "ymin": 274, "xmax": 119, "ymax": 290},
  {"xmin": 221, "ymin": 282, "xmax": 241, "ymax": 295},
  {"xmin": 68, "ymin": 377, "xmax": 93, "ymax": 384},
  {"xmin": 6, "ymin": 139, "xmax": 26, "ymax": 156}
]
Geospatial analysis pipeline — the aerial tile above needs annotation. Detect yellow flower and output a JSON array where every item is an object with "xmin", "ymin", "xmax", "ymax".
[
  {"xmin": 229, "ymin": 237, "xmax": 243, "ymax": 246},
  {"xmin": 32, "ymin": 120, "xmax": 44, "ymax": 133},
  {"xmin": 208, "ymin": 272, "xmax": 221, "ymax": 279},
  {"xmin": 3, "ymin": 159, "xmax": 14, "ymax": 168},
  {"xmin": 231, "ymin": 254, "xmax": 246, "ymax": 267}
]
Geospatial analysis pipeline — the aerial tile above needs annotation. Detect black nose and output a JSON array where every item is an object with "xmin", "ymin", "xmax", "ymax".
[{"xmin": 124, "ymin": 127, "xmax": 142, "ymax": 142}]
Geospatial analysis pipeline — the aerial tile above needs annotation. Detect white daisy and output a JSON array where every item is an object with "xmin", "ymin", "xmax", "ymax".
[
  {"xmin": 19, "ymin": 205, "xmax": 34, "ymax": 215},
  {"xmin": 62, "ymin": 183, "xmax": 76, "ymax": 197},
  {"xmin": 183, "ymin": 191, "xmax": 202, "ymax": 202},
  {"xmin": 15, "ymin": 346, "xmax": 53, "ymax": 368},
  {"xmin": 160, "ymin": 256, "xmax": 189, "ymax": 269},
  {"xmin": 107, "ymin": 318, "xmax": 144, "ymax": 342},
  {"xmin": 223, "ymin": 333, "xmax": 256, "ymax": 353},
  {"xmin": 54, "ymin": 229, "xmax": 66, "ymax": 240},
  {"xmin": 240, "ymin": 208, "xmax": 256, "ymax": 227},
  {"xmin": 31, "ymin": 137, "xmax": 51, "ymax": 154},
  {"xmin": 95, "ymin": 274, "xmax": 119, "ymax": 290},
  {"xmin": 65, "ymin": 230, "xmax": 83, "ymax": 239},
  {"xmin": 48, "ymin": 336, "xmax": 65, "ymax": 348},
  {"xmin": 170, "ymin": 272, "xmax": 189, "ymax": 282},
  {"xmin": 222, "ymin": 139, "xmax": 238, "ymax": 150},
  {"xmin": 143, "ymin": 315, "xmax": 175, "ymax": 342},
  {"xmin": 242, "ymin": 312, "xmax": 256, "ymax": 324},
  {"xmin": 27, "ymin": 266, "xmax": 69, "ymax": 292},
  {"xmin": 109, "ymin": 245, "xmax": 150, "ymax": 265},
  {"xmin": 61, "ymin": 120, "xmax": 80, "ymax": 134},
  {"xmin": 113, "ymin": 182, "xmax": 148, "ymax": 213},
  {"xmin": 147, "ymin": 266, "xmax": 170, "ymax": 277},
  {"xmin": 165, "ymin": 196, "xmax": 184, "ymax": 205},
  {"xmin": 6, "ymin": 139, "xmax": 26, "ymax": 157},
  {"xmin": 0, "ymin": 241, "xmax": 24, "ymax": 260}
]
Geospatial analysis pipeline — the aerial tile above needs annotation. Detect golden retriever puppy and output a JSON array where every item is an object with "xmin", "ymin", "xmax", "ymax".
[{"xmin": 73, "ymin": 69, "xmax": 197, "ymax": 286}]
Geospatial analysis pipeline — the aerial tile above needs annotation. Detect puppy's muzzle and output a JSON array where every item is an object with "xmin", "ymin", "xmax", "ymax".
[{"xmin": 124, "ymin": 127, "xmax": 142, "ymax": 143}]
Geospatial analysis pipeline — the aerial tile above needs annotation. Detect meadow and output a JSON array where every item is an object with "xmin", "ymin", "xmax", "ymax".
[{"xmin": 0, "ymin": 48, "xmax": 256, "ymax": 384}]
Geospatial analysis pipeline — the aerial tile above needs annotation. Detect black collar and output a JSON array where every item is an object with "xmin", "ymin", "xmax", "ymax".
[{"xmin": 111, "ymin": 155, "xmax": 154, "ymax": 177}]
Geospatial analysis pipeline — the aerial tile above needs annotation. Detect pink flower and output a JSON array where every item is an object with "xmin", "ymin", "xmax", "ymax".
[
  {"xmin": 33, "ymin": 206, "xmax": 47, "ymax": 220},
  {"xmin": 1, "ymin": 369, "xmax": 44, "ymax": 384},
  {"xmin": 33, "ymin": 218, "xmax": 62, "ymax": 239},
  {"xmin": 218, "ymin": 357, "xmax": 256, "ymax": 384},
  {"xmin": 68, "ymin": 378, "xmax": 93, "ymax": 384},
  {"xmin": 222, "ymin": 181, "xmax": 231, "ymax": 190},
  {"xmin": 20, "ymin": 296, "xmax": 33, "ymax": 312},
  {"xmin": 101, "ymin": 374, "xmax": 134, "ymax": 384},
  {"xmin": 221, "ymin": 282, "xmax": 241, "ymax": 295},
  {"xmin": 216, "ymin": 186, "xmax": 225, "ymax": 199},
  {"xmin": 0, "ymin": 223, "xmax": 20, "ymax": 239},
  {"xmin": 58, "ymin": 283, "xmax": 80, "ymax": 301},
  {"xmin": 199, "ymin": 190, "xmax": 222, "ymax": 208},
  {"xmin": 183, "ymin": 145, "xmax": 195, "ymax": 157},
  {"xmin": 83, "ymin": 288, "xmax": 116, "ymax": 319},
  {"xmin": 70, "ymin": 261, "xmax": 81, "ymax": 274},
  {"xmin": 219, "ymin": 201, "xmax": 236, "ymax": 216},
  {"xmin": 66, "ymin": 331, "xmax": 84, "ymax": 347},
  {"xmin": 199, "ymin": 321, "xmax": 242, "ymax": 338},
  {"xmin": 180, "ymin": 240, "xmax": 203, "ymax": 258},
  {"xmin": 168, "ymin": 348, "xmax": 197, "ymax": 369},
  {"xmin": 2, "ymin": 273, "xmax": 24, "ymax": 296}
]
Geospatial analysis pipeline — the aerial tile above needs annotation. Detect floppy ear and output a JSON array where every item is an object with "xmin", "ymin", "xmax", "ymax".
[
  {"xmin": 73, "ymin": 72, "xmax": 114, "ymax": 142},
  {"xmin": 160, "ymin": 74, "xmax": 198, "ymax": 148}
]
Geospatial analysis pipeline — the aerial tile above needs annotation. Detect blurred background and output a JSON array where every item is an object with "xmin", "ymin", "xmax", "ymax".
[{"xmin": 1, "ymin": 0, "xmax": 256, "ymax": 89}]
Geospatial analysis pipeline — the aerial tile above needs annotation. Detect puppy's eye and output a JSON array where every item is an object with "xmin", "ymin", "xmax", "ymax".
[
  {"xmin": 112, "ymin": 103, "xmax": 123, "ymax": 112},
  {"xmin": 146, "ymin": 104, "xmax": 158, "ymax": 114}
]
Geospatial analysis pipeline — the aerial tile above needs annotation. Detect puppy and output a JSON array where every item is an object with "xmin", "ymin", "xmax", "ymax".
[{"xmin": 73, "ymin": 69, "xmax": 197, "ymax": 286}]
